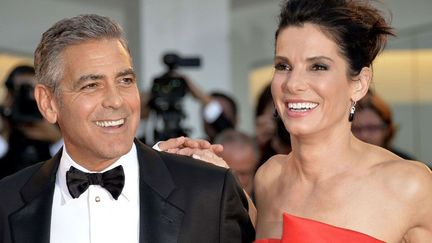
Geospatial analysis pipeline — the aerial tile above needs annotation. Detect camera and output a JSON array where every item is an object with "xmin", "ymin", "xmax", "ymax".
[
  {"xmin": 149, "ymin": 53, "xmax": 201, "ymax": 141},
  {"xmin": 2, "ymin": 83, "xmax": 43, "ymax": 124}
]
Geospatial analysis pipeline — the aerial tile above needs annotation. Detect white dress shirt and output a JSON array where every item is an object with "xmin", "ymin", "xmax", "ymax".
[{"xmin": 50, "ymin": 145, "xmax": 140, "ymax": 243}]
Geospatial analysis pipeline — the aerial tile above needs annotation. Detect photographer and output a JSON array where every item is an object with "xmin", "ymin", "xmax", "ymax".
[
  {"xmin": 0, "ymin": 65, "xmax": 62, "ymax": 179},
  {"xmin": 148, "ymin": 53, "xmax": 236, "ymax": 143},
  {"xmin": 186, "ymin": 77, "xmax": 237, "ymax": 142}
]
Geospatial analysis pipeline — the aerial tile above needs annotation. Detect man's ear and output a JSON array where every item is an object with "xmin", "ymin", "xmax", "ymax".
[
  {"xmin": 34, "ymin": 84, "xmax": 59, "ymax": 124},
  {"xmin": 351, "ymin": 66, "xmax": 372, "ymax": 101}
]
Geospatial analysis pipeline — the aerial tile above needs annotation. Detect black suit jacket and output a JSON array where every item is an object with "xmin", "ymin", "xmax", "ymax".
[{"xmin": 0, "ymin": 140, "xmax": 255, "ymax": 243}]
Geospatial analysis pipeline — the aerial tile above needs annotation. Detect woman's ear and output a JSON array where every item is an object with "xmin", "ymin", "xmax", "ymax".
[
  {"xmin": 34, "ymin": 84, "xmax": 59, "ymax": 124},
  {"xmin": 351, "ymin": 67, "xmax": 372, "ymax": 101}
]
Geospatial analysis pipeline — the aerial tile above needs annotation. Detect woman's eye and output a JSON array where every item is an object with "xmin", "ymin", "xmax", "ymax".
[
  {"xmin": 274, "ymin": 63, "xmax": 291, "ymax": 71},
  {"xmin": 312, "ymin": 64, "xmax": 328, "ymax": 71}
]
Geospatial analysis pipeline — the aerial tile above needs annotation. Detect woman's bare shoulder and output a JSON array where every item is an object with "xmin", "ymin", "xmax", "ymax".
[
  {"xmin": 372, "ymin": 151, "xmax": 432, "ymax": 204},
  {"xmin": 378, "ymin": 158, "xmax": 432, "ymax": 239},
  {"xmin": 255, "ymin": 154, "xmax": 287, "ymax": 182},
  {"xmin": 254, "ymin": 154, "xmax": 290, "ymax": 196}
]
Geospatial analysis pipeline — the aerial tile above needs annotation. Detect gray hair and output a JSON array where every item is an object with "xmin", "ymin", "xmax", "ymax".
[{"xmin": 34, "ymin": 14, "xmax": 131, "ymax": 96}]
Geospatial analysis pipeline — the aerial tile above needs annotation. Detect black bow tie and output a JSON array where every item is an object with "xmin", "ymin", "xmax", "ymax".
[{"xmin": 66, "ymin": 165, "xmax": 125, "ymax": 200}]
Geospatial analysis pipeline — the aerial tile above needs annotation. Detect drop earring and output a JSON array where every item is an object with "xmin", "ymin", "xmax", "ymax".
[
  {"xmin": 273, "ymin": 105, "xmax": 279, "ymax": 118},
  {"xmin": 348, "ymin": 101, "xmax": 356, "ymax": 122}
]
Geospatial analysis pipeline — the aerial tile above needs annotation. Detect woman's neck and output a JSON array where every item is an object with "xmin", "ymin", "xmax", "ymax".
[{"xmin": 289, "ymin": 130, "xmax": 360, "ymax": 183}]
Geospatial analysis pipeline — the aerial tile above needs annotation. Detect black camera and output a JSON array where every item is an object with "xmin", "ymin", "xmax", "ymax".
[
  {"xmin": 149, "ymin": 53, "xmax": 201, "ymax": 141},
  {"xmin": 3, "ymin": 83, "xmax": 43, "ymax": 124}
]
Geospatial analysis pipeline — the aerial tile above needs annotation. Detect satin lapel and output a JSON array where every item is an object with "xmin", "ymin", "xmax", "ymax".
[
  {"xmin": 9, "ymin": 150, "xmax": 61, "ymax": 243},
  {"xmin": 135, "ymin": 140, "xmax": 184, "ymax": 243}
]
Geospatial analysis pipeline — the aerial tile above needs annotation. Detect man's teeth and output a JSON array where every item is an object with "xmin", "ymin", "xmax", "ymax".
[
  {"xmin": 288, "ymin": 102, "xmax": 318, "ymax": 111},
  {"xmin": 95, "ymin": 119, "xmax": 125, "ymax": 127}
]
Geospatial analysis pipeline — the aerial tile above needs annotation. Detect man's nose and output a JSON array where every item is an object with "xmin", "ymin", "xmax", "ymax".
[{"xmin": 102, "ymin": 85, "xmax": 123, "ymax": 109}]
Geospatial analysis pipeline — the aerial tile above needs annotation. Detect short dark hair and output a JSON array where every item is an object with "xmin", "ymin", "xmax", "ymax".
[
  {"xmin": 276, "ymin": 0, "xmax": 395, "ymax": 76},
  {"xmin": 4, "ymin": 65, "xmax": 35, "ymax": 92},
  {"xmin": 210, "ymin": 92, "xmax": 238, "ymax": 118}
]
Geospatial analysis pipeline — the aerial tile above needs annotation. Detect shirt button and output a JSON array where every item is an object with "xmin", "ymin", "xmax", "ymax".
[{"xmin": 95, "ymin": 196, "xmax": 101, "ymax": 202}]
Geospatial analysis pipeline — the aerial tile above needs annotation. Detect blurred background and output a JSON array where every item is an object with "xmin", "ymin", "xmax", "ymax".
[{"xmin": 0, "ymin": 0, "xmax": 431, "ymax": 165}]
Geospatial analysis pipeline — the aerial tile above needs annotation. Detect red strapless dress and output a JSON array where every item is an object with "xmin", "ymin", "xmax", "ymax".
[{"xmin": 255, "ymin": 213, "xmax": 385, "ymax": 243}]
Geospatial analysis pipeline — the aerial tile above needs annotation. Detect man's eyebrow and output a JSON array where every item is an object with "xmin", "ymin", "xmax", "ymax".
[
  {"xmin": 73, "ymin": 73, "xmax": 105, "ymax": 89},
  {"xmin": 116, "ymin": 68, "xmax": 136, "ymax": 78},
  {"xmin": 78, "ymin": 74, "xmax": 105, "ymax": 82}
]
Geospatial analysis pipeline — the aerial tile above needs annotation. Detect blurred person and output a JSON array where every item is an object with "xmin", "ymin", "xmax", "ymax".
[
  {"xmin": 215, "ymin": 129, "xmax": 259, "ymax": 197},
  {"xmin": 161, "ymin": 0, "xmax": 432, "ymax": 242},
  {"xmin": 255, "ymin": 84, "xmax": 277, "ymax": 163},
  {"xmin": 0, "ymin": 65, "xmax": 62, "ymax": 179},
  {"xmin": 269, "ymin": 117, "xmax": 291, "ymax": 156},
  {"xmin": 186, "ymin": 77, "xmax": 238, "ymax": 142},
  {"xmin": 0, "ymin": 14, "xmax": 254, "ymax": 243},
  {"xmin": 255, "ymin": 85, "xmax": 291, "ymax": 167},
  {"xmin": 202, "ymin": 92, "xmax": 238, "ymax": 142},
  {"xmin": 352, "ymin": 89, "xmax": 415, "ymax": 160}
]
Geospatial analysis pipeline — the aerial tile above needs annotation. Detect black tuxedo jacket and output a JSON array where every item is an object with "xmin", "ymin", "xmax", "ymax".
[{"xmin": 0, "ymin": 140, "xmax": 255, "ymax": 243}]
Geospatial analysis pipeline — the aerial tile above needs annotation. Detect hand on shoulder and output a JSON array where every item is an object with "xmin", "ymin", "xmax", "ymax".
[{"xmin": 156, "ymin": 136, "xmax": 228, "ymax": 168}]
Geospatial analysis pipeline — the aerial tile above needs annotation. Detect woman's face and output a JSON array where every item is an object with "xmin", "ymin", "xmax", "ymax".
[
  {"xmin": 351, "ymin": 108, "xmax": 388, "ymax": 147},
  {"xmin": 272, "ymin": 23, "xmax": 357, "ymax": 137}
]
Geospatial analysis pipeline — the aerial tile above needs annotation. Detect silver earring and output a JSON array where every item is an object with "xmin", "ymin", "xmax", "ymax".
[{"xmin": 348, "ymin": 101, "xmax": 356, "ymax": 122}]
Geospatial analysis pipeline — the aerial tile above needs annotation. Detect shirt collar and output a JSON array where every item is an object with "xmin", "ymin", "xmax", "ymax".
[{"xmin": 56, "ymin": 144, "xmax": 139, "ymax": 204}]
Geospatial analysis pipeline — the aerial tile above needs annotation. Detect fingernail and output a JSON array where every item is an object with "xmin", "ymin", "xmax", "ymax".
[{"xmin": 192, "ymin": 154, "xmax": 201, "ymax": 160}]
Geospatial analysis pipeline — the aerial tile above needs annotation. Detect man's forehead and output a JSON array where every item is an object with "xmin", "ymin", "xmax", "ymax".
[{"xmin": 60, "ymin": 39, "xmax": 133, "ymax": 79}]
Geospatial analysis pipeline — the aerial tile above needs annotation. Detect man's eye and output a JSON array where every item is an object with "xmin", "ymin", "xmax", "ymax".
[
  {"xmin": 311, "ymin": 64, "xmax": 328, "ymax": 71},
  {"xmin": 274, "ymin": 63, "xmax": 291, "ymax": 71},
  {"xmin": 121, "ymin": 78, "xmax": 134, "ymax": 84},
  {"xmin": 81, "ymin": 83, "xmax": 98, "ymax": 90}
]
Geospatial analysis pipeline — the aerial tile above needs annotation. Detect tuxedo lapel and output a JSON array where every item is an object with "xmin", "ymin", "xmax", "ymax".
[
  {"xmin": 135, "ymin": 141, "xmax": 184, "ymax": 243},
  {"xmin": 9, "ymin": 151, "xmax": 61, "ymax": 243}
]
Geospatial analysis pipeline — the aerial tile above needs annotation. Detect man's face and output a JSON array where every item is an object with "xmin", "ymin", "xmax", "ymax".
[{"xmin": 52, "ymin": 38, "xmax": 140, "ymax": 170}]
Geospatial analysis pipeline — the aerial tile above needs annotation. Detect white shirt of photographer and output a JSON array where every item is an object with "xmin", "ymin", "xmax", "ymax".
[{"xmin": 50, "ymin": 144, "xmax": 140, "ymax": 243}]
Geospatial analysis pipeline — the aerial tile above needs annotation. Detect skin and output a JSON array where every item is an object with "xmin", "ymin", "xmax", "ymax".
[
  {"xmin": 34, "ymin": 38, "xmax": 141, "ymax": 171},
  {"xmin": 252, "ymin": 23, "xmax": 432, "ymax": 243}
]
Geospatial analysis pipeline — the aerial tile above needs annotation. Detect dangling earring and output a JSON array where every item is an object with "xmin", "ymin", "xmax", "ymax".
[
  {"xmin": 348, "ymin": 101, "xmax": 356, "ymax": 122},
  {"xmin": 273, "ymin": 105, "xmax": 279, "ymax": 118}
]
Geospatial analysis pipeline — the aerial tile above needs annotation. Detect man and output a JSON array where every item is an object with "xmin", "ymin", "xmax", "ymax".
[
  {"xmin": 0, "ymin": 14, "xmax": 254, "ymax": 243},
  {"xmin": 201, "ymin": 92, "xmax": 238, "ymax": 143},
  {"xmin": 214, "ymin": 130, "xmax": 259, "ymax": 197}
]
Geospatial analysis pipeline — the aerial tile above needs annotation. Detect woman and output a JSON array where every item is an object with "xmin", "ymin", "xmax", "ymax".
[
  {"xmin": 352, "ymin": 90, "xmax": 415, "ymax": 160},
  {"xmin": 159, "ymin": 0, "xmax": 432, "ymax": 242},
  {"xmin": 255, "ymin": 84, "xmax": 278, "ymax": 164}
]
